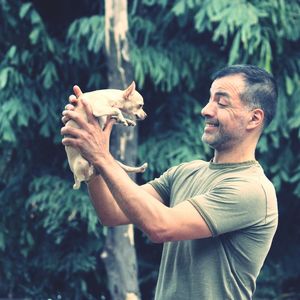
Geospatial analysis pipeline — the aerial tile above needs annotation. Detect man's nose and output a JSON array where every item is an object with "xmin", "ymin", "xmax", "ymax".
[{"xmin": 201, "ymin": 101, "xmax": 215, "ymax": 117}]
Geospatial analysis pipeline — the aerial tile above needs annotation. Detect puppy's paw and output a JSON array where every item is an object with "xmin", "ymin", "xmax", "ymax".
[
  {"xmin": 73, "ymin": 181, "xmax": 81, "ymax": 190},
  {"xmin": 139, "ymin": 162, "xmax": 148, "ymax": 173},
  {"xmin": 126, "ymin": 119, "xmax": 136, "ymax": 126},
  {"xmin": 110, "ymin": 116, "xmax": 128, "ymax": 126}
]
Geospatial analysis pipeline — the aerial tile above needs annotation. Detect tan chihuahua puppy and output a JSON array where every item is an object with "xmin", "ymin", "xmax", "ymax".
[{"xmin": 65, "ymin": 81, "xmax": 147, "ymax": 189}]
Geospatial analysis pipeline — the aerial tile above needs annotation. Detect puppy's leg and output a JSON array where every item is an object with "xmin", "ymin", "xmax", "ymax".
[
  {"xmin": 94, "ymin": 107, "xmax": 129, "ymax": 126},
  {"xmin": 72, "ymin": 157, "xmax": 94, "ymax": 189},
  {"xmin": 125, "ymin": 119, "xmax": 136, "ymax": 126},
  {"xmin": 73, "ymin": 174, "xmax": 81, "ymax": 190}
]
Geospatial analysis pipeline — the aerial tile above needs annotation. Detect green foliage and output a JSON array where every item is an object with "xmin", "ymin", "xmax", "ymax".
[
  {"xmin": 0, "ymin": 0, "xmax": 108, "ymax": 298},
  {"xmin": 0, "ymin": 0, "xmax": 300, "ymax": 298},
  {"xmin": 67, "ymin": 16, "xmax": 105, "ymax": 65},
  {"xmin": 27, "ymin": 176, "xmax": 100, "ymax": 239}
]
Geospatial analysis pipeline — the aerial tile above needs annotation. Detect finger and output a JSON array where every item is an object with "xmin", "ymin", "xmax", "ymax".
[
  {"xmin": 73, "ymin": 85, "xmax": 83, "ymax": 98},
  {"xmin": 60, "ymin": 125, "xmax": 84, "ymax": 137},
  {"xmin": 62, "ymin": 109, "xmax": 72, "ymax": 116},
  {"xmin": 61, "ymin": 110, "xmax": 89, "ymax": 131},
  {"xmin": 64, "ymin": 104, "xmax": 75, "ymax": 110},
  {"xmin": 81, "ymin": 98, "xmax": 98, "ymax": 125},
  {"xmin": 69, "ymin": 94, "xmax": 78, "ymax": 105},
  {"xmin": 61, "ymin": 115, "xmax": 69, "ymax": 124},
  {"xmin": 62, "ymin": 136, "xmax": 79, "ymax": 147}
]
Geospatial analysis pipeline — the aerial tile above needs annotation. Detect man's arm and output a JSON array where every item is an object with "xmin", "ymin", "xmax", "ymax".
[
  {"xmin": 86, "ymin": 174, "xmax": 164, "ymax": 226},
  {"xmin": 91, "ymin": 153, "xmax": 212, "ymax": 243},
  {"xmin": 87, "ymin": 175, "xmax": 129, "ymax": 226},
  {"xmin": 61, "ymin": 90, "xmax": 212, "ymax": 243}
]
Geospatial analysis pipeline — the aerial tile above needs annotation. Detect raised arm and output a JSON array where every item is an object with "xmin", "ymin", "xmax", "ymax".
[{"xmin": 61, "ymin": 88, "xmax": 212, "ymax": 242}]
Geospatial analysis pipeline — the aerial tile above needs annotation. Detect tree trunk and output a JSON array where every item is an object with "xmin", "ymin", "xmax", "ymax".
[{"xmin": 102, "ymin": 1, "xmax": 140, "ymax": 299}]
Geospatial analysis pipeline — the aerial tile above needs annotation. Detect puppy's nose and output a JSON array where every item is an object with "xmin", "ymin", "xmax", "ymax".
[
  {"xmin": 136, "ymin": 112, "xmax": 147, "ymax": 120},
  {"xmin": 141, "ymin": 112, "xmax": 147, "ymax": 120}
]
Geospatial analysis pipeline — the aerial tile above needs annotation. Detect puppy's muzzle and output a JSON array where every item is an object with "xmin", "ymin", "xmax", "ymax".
[{"xmin": 135, "ymin": 111, "xmax": 147, "ymax": 120}]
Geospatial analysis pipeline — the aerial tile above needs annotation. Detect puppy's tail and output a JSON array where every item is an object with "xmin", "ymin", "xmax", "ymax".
[{"xmin": 116, "ymin": 160, "xmax": 148, "ymax": 173}]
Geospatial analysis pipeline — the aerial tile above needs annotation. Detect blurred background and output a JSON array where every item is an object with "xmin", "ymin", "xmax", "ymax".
[{"xmin": 0, "ymin": 0, "xmax": 299, "ymax": 299}]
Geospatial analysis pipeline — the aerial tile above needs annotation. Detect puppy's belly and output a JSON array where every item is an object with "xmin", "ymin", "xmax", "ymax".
[
  {"xmin": 65, "ymin": 146, "xmax": 81, "ymax": 172},
  {"xmin": 65, "ymin": 145, "xmax": 94, "ymax": 188}
]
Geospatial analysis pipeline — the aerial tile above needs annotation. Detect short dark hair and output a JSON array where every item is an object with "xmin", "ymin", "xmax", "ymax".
[{"xmin": 212, "ymin": 64, "xmax": 278, "ymax": 128}]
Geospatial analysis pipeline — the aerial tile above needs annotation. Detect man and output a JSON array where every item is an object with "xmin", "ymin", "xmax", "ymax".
[{"xmin": 61, "ymin": 65, "xmax": 278, "ymax": 300}]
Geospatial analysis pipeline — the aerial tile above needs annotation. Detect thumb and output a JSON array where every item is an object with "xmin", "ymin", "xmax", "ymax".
[{"xmin": 103, "ymin": 118, "xmax": 116, "ymax": 135}]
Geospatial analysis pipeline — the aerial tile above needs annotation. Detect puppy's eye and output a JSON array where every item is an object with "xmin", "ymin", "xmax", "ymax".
[{"xmin": 138, "ymin": 104, "xmax": 143, "ymax": 108}]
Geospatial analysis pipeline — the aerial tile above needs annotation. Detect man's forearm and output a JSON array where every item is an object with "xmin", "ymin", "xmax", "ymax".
[
  {"xmin": 94, "ymin": 154, "xmax": 170, "ymax": 242},
  {"xmin": 87, "ymin": 174, "xmax": 131, "ymax": 226}
]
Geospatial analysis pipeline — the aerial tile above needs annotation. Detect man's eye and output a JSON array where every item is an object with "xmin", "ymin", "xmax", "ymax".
[{"xmin": 218, "ymin": 102, "xmax": 226, "ymax": 107}]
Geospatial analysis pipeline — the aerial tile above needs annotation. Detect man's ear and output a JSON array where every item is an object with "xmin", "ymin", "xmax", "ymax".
[
  {"xmin": 123, "ymin": 81, "xmax": 136, "ymax": 99},
  {"xmin": 247, "ymin": 108, "xmax": 264, "ymax": 130}
]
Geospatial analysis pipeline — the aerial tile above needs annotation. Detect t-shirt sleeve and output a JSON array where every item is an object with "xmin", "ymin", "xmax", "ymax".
[
  {"xmin": 147, "ymin": 166, "xmax": 178, "ymax": 205},
  {"xmin": 188, "ymin": 178, "xmax": 268, "ymax": 237}
]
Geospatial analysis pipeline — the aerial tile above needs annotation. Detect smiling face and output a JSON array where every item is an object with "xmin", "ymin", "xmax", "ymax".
[{"xmin": 201, "ymin": 74, "xmax": 254, "ymax": 151}]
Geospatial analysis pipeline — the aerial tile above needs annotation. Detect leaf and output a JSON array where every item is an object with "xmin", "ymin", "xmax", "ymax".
[
  {"xmin": 171, "ymin": 0, "xmax": 186, "ymax": 16},
  {"xmin": 6, "ymin": 45, "xmax": 17, "ymax": 59},
  {"xmin": 41, "ymin": 62, "xmax": 58, "ymax": 89},
  {"xmin": 194, "ymin": 9, "xmax": 207, "ymax": 33},
  {"xmin": 19, "ymin": 2, "xmax": 32, "ymax": 19},
  {"xmin": 228, "ymin": 31, "xmax": 241, "ymax": 65},
  {"xmin": 29, "ymin": 27, "xmax": 40, "ymax": 44},
  {"xmin": 285, "ymin": 75, "xmax": 294, "ymax": 96},
  {"xmin": 0, "ymin": 67, "xmax": 10, "ymax": 89},
  {"xmin": 0, "ymin": 230, "xmax": 5, "ymax": 251},
  {"xmin": 30, "ymin": 10, "xmax": 41, "ymax": 24}
]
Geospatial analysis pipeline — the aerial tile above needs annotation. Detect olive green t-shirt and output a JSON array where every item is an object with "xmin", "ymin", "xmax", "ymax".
[{"xmin": 148, "ymin": 160, "xmax": 278, "ymax": 300}]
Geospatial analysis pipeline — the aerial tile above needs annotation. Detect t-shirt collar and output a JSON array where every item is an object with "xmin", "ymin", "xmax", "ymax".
[{"xmin": 209, "ymin": 159, "xmax": 258, "ymax": 169}]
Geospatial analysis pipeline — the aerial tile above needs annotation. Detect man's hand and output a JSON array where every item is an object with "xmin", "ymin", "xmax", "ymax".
[{"xmin": 61, "ymin": 86, "xmax": 116, "ymax": 166}]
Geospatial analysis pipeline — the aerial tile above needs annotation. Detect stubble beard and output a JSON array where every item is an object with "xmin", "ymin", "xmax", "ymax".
[{"xmin": 201, "ymin": 128, "xmax": 238, "ymax": 151}]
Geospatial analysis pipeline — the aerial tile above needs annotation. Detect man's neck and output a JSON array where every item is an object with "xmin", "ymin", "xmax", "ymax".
[{"xmin": 212, "ymin": 147, "xmax": 256, "ymax": 164}]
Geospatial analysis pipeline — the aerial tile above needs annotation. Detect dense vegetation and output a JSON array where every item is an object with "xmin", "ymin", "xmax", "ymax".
[{"xmin": 0, "ymin": 0, "xmax": 299, "ymax": 299}]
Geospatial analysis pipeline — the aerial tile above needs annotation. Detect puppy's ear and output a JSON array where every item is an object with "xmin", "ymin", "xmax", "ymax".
[{"xmin": 123, "ymin": 81, "xmax": 136, "ymax": 99}]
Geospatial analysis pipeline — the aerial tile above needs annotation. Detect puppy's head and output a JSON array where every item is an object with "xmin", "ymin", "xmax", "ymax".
[{"xmin": 122, "ymin": 81, "xmax": 147, "ymax": 120}]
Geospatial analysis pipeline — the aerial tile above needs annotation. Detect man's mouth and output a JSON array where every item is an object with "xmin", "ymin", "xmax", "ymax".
[
  {"xmin": 204, "ymin": 120, "xmax": 219, "ymax": 133},
  {"xmin": 205, "ymin": 120, "xmax": 219, "ymax": 127}
]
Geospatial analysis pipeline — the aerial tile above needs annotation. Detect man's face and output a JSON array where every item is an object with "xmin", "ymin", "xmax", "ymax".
[{"xmin": 201, "ymin": 74, "xmax": 252, "ymax": 151}]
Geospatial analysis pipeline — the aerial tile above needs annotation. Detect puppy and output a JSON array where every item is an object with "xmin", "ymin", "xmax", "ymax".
[{"xmin": 65, "ymin": 81, "xmax": 147, "ymax": 189}]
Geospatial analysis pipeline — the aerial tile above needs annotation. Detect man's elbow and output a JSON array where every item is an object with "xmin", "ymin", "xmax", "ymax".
[{"xmin": 146, "ymin": 225, "xmax": 173, "ymax": 244}]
